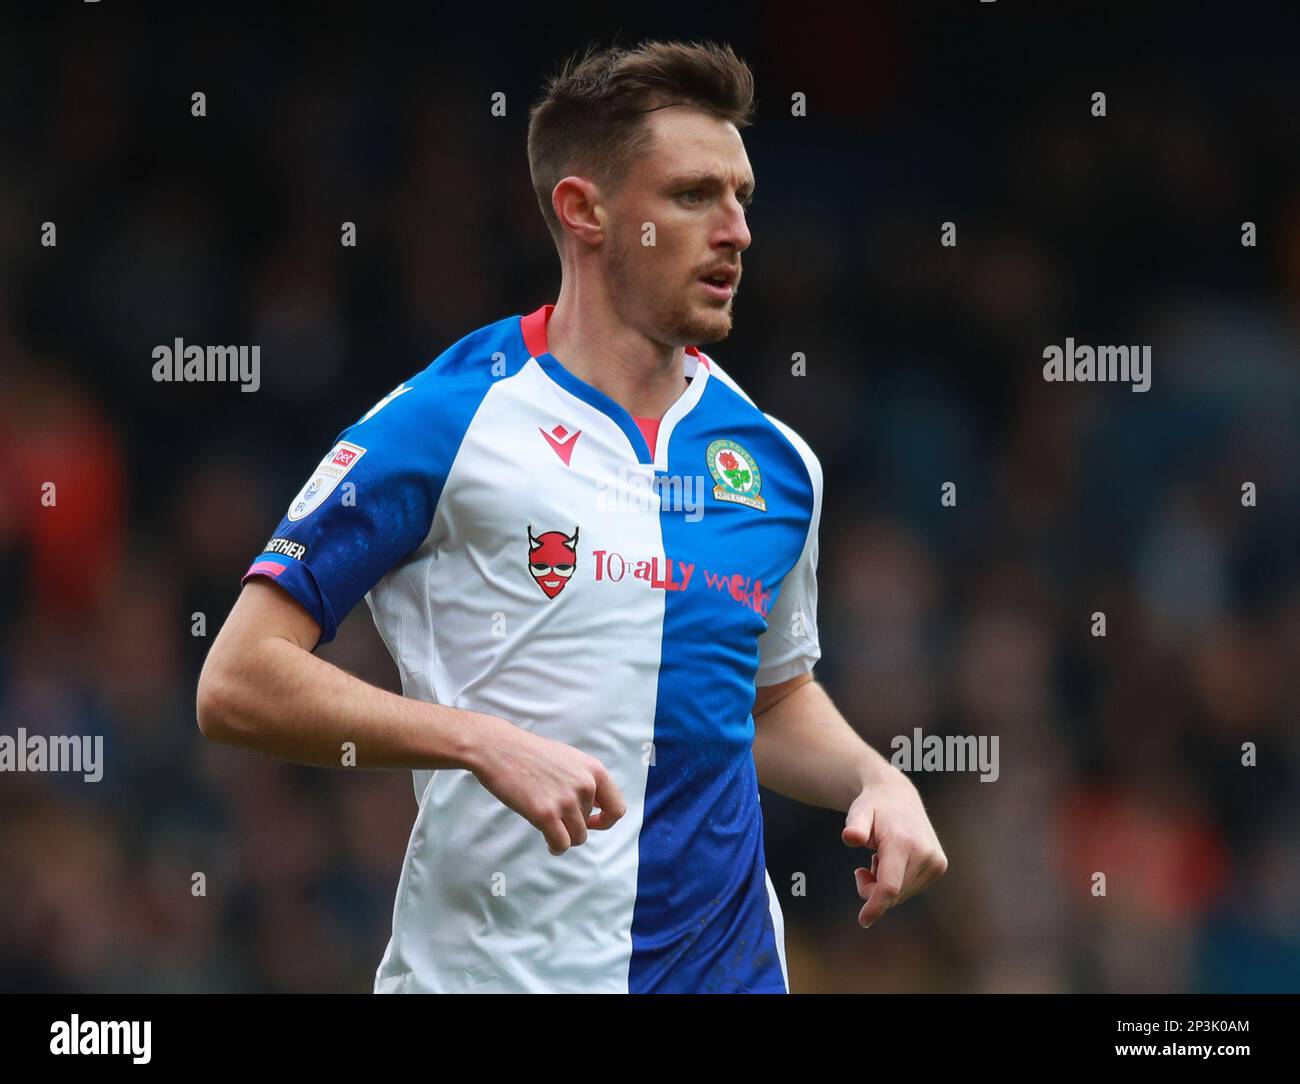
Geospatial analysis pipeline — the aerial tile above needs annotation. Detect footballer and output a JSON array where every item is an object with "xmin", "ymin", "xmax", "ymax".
[{"xmin": 197, "ymin": 39, "xmax": 947, "ymax": 993}]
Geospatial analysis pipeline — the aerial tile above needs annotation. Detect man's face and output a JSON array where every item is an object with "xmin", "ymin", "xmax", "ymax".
[{"xmin": 602, "ymin": 107, "xmax": 754, "ymax": 348}]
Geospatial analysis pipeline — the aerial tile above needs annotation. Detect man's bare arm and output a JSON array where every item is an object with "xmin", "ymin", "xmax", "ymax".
[
  {"xmin": 195, "ymin": 578, "xmax": 627, "ymax": 853},
  {"xmin": 196, "ymin": 578, "xmax": 483, "ymax": 770},
  {"xmin": 752, "ymin": 673, "xmax": 948, "ymax": 927},
  {"xmin": 752, "ymin": 674, "xmax": 891, "ymax": 810}
]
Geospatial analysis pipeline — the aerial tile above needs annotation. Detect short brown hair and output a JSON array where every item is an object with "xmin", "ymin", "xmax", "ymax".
[{"xmin": 527, "ymin": 40, "xmax": 756, "ymax": 245}]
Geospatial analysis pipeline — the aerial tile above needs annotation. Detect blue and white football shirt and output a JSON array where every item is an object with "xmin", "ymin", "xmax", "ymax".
[{"xmin": 242, "ymin": 304, "xmax": 823, "ymax": 993}]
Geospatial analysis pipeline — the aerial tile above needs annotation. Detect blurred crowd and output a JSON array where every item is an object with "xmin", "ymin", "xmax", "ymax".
[{"xmin": 1, "ymin": 6, "xmax": 1298, "ymax": 992}]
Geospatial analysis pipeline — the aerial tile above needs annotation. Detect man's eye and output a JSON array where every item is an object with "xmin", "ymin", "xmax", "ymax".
[{"xmin": 678, "ymin": 190, "xmax": 703, "ymax": 204}]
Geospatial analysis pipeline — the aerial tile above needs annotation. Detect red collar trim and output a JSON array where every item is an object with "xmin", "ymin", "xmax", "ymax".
[{"xmin": 520, "ymin": 304, "xmax": 709, "ymax": 369}]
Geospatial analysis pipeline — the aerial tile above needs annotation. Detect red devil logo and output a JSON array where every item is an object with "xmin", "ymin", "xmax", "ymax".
[{"xmin": 527, "ymin": 525, "xmax": 579, "ymax": 599}]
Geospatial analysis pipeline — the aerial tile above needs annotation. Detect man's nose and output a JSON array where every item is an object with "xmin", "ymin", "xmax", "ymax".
[{"xmin": 716, "ymin": 197, "xmax": 751, "ymax": 252}]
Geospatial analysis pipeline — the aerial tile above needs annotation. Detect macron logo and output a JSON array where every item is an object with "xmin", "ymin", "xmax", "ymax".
[{"xmin": 540, "ymin": 424, "xmax": 581, "ymax": 466}]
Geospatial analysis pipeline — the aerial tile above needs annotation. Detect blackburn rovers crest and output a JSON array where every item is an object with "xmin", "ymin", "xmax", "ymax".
[{"xmin": 706, "ymin": 439, "xmax": 766, "ymax": 511}]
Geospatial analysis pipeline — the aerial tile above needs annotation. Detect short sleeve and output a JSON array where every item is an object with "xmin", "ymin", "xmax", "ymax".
[
  {"xmin": 241, "ymin": 378, "xmax": 448, "ymax": 646},
  {"xmin": 755, "ymin": 422, "xmax": 823, "ymax": 686}
]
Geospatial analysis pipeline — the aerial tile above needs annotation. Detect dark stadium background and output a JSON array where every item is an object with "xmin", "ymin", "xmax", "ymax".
[{"xmin": 1, "ymin": 2, "xmax": 1298, "ymax": 993}]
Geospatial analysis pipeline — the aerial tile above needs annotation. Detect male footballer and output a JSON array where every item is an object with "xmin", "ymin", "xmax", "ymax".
[{"xmin": 197, "ymin": 39, "xmax": 947, "ymax": 993}]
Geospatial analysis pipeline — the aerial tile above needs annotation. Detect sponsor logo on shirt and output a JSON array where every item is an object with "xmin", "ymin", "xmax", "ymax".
[
  {"xmin": 593, "ymin": 551, "xmax": 695, "ymax": 591},
  {"xmin": 700, "ymin": 568, "xmax": 772, "ymax": 615},
  {"xmin": 592, "ymin": 548, "xmax": 771, "ymax": 615},
  {"xmin": 706, "ymin": 438, "xmax": 766, "ymax": 511},
  {"xmin": 527, "ymin": 525, "xmax": 579, "ymax": 598},
  {"xmin": 287, "ymin": 440, "xmax": 367, "ymax": 521}
]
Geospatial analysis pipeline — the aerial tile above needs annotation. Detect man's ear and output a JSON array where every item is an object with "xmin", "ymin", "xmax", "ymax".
[{"xmin": 552, "ymin": 176, "xmax": 605, "ymax": 245}]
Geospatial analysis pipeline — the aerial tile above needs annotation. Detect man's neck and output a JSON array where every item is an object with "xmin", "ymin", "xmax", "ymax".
[{"xmin": 546, "ymin": 286, "xmax": 689, "ymax": 420}]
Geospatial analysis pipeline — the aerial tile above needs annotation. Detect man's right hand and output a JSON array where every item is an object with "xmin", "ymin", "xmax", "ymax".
[{"xmin": 466, "ymin": 717, "xmax": 628, "ymax": 855}]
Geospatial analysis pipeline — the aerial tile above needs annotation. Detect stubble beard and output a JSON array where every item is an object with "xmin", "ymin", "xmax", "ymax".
[{"xmin": 608, "ymin": 228, "xmax": 735, "ymax": 347}]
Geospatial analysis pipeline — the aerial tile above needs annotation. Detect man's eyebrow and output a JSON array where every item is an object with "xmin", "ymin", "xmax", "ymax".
[{"xmin": 663, "ymin": 171, "xmax": 757, "ymax": 192}]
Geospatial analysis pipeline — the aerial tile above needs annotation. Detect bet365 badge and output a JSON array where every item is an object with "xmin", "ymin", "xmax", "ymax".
[
  {"xmin": 706, "ymin": 438, "xmax": 766, "ymax": 511},
  {"xmin": 287, "ymin": 441, "xmax": 366, "ymax": 521}
]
